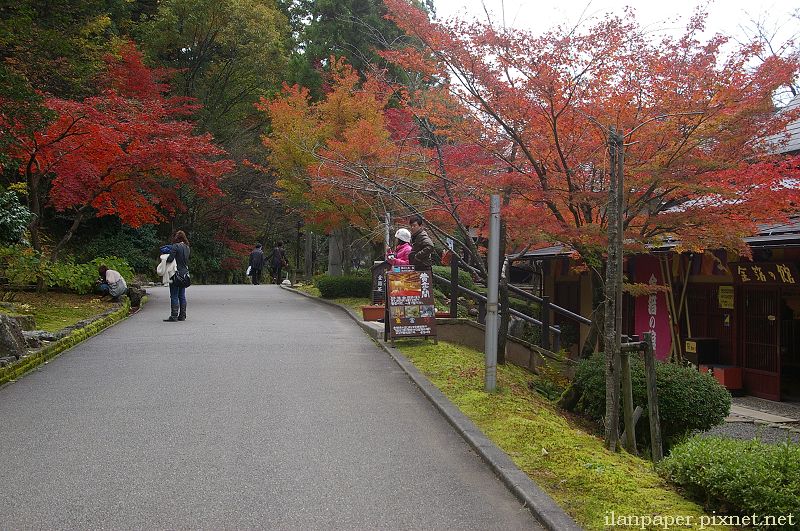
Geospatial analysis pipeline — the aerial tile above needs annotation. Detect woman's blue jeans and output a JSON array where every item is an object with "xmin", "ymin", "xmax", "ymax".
[{"xmin": 169, "ymin": 283, "xmax": 186, "ymax": 306}]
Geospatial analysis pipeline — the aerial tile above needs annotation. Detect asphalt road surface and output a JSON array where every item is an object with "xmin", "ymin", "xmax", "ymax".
[{"xmin": 0, "ymin": 285, "xmax": 542, "ymax": 529}]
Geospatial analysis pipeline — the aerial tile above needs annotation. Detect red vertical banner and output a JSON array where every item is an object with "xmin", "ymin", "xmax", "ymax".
[{"xmin": 634, "ymin": 255, "xmax": 672, "ymax": 361}]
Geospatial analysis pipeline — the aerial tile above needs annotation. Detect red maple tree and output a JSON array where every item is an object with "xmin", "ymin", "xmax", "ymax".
[
  {"xmin": 3, "ymin": 42, "xmax": 233, "ymax": 259},
  {"xmin": 382, "ymin": 1, "xmax": 800, "ymax": 257}
]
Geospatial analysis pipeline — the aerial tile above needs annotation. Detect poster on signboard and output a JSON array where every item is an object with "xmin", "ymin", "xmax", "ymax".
[{"xmin": 385, "ymin": 267, "xmax": 437, "ymax": 341}]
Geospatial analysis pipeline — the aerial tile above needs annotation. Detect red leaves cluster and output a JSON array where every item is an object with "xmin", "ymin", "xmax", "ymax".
[
  {"xmin": 7, "ymin": 42, "xmax": 233, "ymax": 228},
  {"xmin": 382, "ymin": 0, "xmax": 800, "ymax": 257}
]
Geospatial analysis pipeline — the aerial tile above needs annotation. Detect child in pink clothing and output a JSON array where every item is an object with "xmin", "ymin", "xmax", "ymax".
[{"xmin": 387, "ymin": 228, "xmax": 412, "ymax": 265}]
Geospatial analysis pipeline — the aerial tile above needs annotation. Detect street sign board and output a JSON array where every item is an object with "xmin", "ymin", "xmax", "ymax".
[{"xmin": 386, "ymin": 266, "xmax": 437, "ymax": 340}]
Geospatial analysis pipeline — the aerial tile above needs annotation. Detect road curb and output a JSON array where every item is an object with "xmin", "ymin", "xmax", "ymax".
[
  {"xmin": 0, "ymin": 298, "xmax": 135, "ymax": 388},
  {"xmin": 283, "ymin": 286, "xmax": 582, "ymax": 531}
]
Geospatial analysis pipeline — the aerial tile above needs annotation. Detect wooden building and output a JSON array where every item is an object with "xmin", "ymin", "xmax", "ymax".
[{"xmin": 521, "ymin": 220, "xmax": 800, "ymax": 401}]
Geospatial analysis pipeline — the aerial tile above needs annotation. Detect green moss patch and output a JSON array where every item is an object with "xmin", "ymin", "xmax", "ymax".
[
  {"xmin": 395, "ymin": 340, "xmax": 726, "ymax": 530},
  {"xmin": 294, "ymin": 284, "xmax": 370, "ymax": 313},
  {"xmin": 1, "ymin": 292, "xmax": 115, "ymax": 332}
]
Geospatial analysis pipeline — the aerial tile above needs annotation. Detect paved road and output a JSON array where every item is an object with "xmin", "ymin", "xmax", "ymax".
[{"xmin": 0, "ymin": 285, "xmax": 541, "ymax": 529}]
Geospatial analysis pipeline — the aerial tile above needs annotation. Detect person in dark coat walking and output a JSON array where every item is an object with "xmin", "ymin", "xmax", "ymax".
[
  {"xmin": 164, "ymin": 230, "xmax": 191, "ymax": 322},
  {"xmin": 408, "ymin": 215, "xmax": 434, "ymax": 269},
  {"xmin": 248, "ymin": 243, "xmax": 266, "ymax": 285},
  {"xmin": 267, "ymin": 241, "xmax": 287, "ymax": 284}
]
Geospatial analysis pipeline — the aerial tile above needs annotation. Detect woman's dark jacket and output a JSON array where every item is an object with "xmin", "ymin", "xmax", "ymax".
[{"xmin": 167, "ymin": 242, "xmax": 190, "ymax": 274}]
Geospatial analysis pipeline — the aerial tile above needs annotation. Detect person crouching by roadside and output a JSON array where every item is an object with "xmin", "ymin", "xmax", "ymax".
[
  {"xmin": 387, "ymin": 228, "xmax": 412, "ymax": 266},
  {"xmin": 97, "ymin": 265, "xmax": 128, "ymax": 302}
]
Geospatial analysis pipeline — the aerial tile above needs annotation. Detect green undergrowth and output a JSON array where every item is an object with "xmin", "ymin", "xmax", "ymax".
[
  {"xmin": 294, "ymin": 284, "xmax": 370, "ymax": 312},
  {"xmin": 395, "ymin": 340, "xmax": 726, "ymax": 530},
  {"xmin": 1, "ymin": 292, "xmax": 115, "ymax": 332}
]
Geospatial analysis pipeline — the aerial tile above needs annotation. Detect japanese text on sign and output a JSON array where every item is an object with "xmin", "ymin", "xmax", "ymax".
[{"xmin": 731, "ymin": 262, "xmax": 798, "ymax": 286}]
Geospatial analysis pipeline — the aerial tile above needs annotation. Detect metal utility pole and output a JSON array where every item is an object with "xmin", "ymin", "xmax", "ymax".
[
  {"xmin": 485, "ymin": 195, "xmax": 501, "ymax": 392},
  {"xmin": 384, "ymin": 212, "xmax": 391, "ymax": 252}
]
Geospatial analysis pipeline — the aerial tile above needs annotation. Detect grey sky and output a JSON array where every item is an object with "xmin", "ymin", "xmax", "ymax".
[{"xmin": 432, "ymin": 0, "xmax": 798, "ymax": 42}]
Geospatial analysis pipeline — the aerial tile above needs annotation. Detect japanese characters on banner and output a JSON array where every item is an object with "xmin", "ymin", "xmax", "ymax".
[
  {"xmin": 386, "ymin": 266, "xmax": 437, "ymax": 339},
  {"xmin": 634, "ymin": 255, "xmax": 672, "ymax": 361}
]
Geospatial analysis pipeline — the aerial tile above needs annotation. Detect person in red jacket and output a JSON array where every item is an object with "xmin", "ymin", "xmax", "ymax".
[{"xmin": 387, "ymin": 228, "xmax": 412, "ymax": 265}]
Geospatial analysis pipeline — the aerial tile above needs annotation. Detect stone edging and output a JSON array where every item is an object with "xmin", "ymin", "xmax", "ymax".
[
  {"xmin": 282, "ymin": 286, "xmax": 582, "ymax": 531},
  {"xmin": 0, "ymin": 298, "xmax": 132, "ymax": 387}
]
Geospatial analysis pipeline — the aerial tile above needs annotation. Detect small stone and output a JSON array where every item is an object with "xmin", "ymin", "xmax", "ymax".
[
  {"xmin": 24, "ymin": 330, "xmax": 58, "ymax": 342},
  {"xmin": 23, "ymin": 335, "xmax": 41, "ymax": 349},
  {"xmin": 10, "ymin": 314, "xmax": 36, "ymax": 330},
  {"xmin": 0, "ymin": 314, "xmax": 26, "ymax": 360}
]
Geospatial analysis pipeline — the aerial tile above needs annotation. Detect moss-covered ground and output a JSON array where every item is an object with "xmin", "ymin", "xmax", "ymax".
[
  {"xmin": 294, "ymin": 283, "xmax": 370, "ymax": 312},
  {"xmin": 0, "ymin": 292, "xmax": 114, "ymax": 332},
  {"xmin": 395, "ymin": 340, "xmax": 727, "ymax": 531}
]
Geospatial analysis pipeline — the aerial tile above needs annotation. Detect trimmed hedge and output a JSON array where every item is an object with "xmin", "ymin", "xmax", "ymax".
[
  {"xmin": 569, "ymin": 354, "xmax": 731, "ymax": 450},
  {"xmin": 314, "ymin": 274, "xmax": 371, "ymax": 299},
  {"xmin": 658, "ymin": 437, "xmax": 800, "ymax": 525},
  {"xmin": 431, "ymin": 265, "xmax": 477, "ymax": 297}
]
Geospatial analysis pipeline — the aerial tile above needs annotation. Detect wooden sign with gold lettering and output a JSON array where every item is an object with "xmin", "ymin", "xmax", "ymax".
[{"xmin": 730, "ymin": 262, "xmax": 798, "ymax": 286}]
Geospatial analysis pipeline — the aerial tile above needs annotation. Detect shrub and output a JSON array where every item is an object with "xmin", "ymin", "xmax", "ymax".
[
  {"xmin": 658, "ymin": 436, "xmax": 800, "ymax": 525},
  {"xmin": 0, "ymin": 189, "xmax": 32, "ymax": 245},
  {"xmin": 76, "ymin": 224, "xmax": 160, "ymax": 274},
  {"xmin": 46, "ymin": 257, "xmax": 134, "ymax": 294},
  {"xmin": 570, "ymin": 353, "xmax": 731, "ymax": 450},
  {"xmin": 432, "ymin": 265, "xmax": 476, "ymax": 297},
  {"xmin": 0, "ymin": 245, "xmax": 133, "ymax": 294},
  {"xmin": 314, "ymin": 274, "xmax": 371, "ymax": 299}
]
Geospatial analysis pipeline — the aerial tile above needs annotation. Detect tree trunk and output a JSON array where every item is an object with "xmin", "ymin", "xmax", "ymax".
[
  {"xmin": 342, "ymin": 227, "xmax": 352, "ymax": 275},
  {"xmin": 580, "ymin": 268, "xmax": 606, "ymax": 359},
  {"xmin": 26, "ymin": 171, "xmax": 43, "ymax": 253},
  {"xmin": 603, "ymin": 127, "xmax": 624, "ymax": 452},
  {"xmin": 50, "ymin": 210, "xmax": 86, "ymax": 263},
  {"xmin": 327, "ymin": 228, "xmax": 344, "ymax": 276},
  {"xmin": 497, "ymin": 219, "xmax": 510, "ymax": 364}
]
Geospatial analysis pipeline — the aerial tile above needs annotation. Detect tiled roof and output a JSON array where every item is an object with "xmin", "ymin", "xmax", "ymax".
[{"xmin": 767, "ymin": 93, "xmax": 800, "ymax": 154}]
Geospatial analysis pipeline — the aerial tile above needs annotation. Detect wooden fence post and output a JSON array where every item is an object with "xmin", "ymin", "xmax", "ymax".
[
  {"xmin": 450, "ymin": 254, "xmax": 459, "ymax": 318},
  {"xmin": 643, "ymin": 332, "xmax": 663, "ymax": 462},
  {"xmin": 621, "ymin": 351, "xmax": 637, "ymax": 455},
  {"xmin": 540, "ymin": 295, "xmax": 551, "ymax": 351}
]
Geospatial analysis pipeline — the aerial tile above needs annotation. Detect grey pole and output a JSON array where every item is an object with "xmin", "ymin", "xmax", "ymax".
[
  {"xmin": 385, "ymin": 212, "xmax": 391, "ymax": 252},
  {"xmin": 485, "ymin": 195, "xmax": 501, "ymax": 392}
]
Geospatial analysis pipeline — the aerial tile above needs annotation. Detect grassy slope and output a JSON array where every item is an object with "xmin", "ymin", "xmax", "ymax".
[
  {"xmin": 1, "ymin": 292, "xmax": 114, "ymax": 332},
  {"xmin": 396, "ymin": 340, "xmax": 725, "ymax": 531}
]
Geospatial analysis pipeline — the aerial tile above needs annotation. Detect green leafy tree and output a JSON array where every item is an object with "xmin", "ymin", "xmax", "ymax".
[
  {"xmin": 281, "ymin": 0, "xmax": 433, "ymax": 97},
  {"xmin": 140, "ymin": 0, "xmax": 293, "ymax": 273},
  {"xmin": 0, "ymin": 188, "xmax": 32, "ymax": 245},
  {"xmin": 0, "ymin": 0, "xmax": 133, "ymax": 99}
]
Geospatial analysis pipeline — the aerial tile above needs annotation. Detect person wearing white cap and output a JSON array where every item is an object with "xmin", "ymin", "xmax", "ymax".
[{"xmin": 387, "ymin": 228, "xmax": 412, "ymax": 265}]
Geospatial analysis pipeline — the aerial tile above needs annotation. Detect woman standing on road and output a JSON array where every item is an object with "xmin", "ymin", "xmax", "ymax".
[{"xmin": 164, "ymin": 230, "xmax": 191, "ymax": 322}]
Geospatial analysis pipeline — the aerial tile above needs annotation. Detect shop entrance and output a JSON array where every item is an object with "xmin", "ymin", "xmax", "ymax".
[
  {"xmin": 742, "ymin": 288, "xmax": 780, "ymax": 400},
  {"xmin": 780, "ymin": 292, "xmax": 800, "ymax": 401}
]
